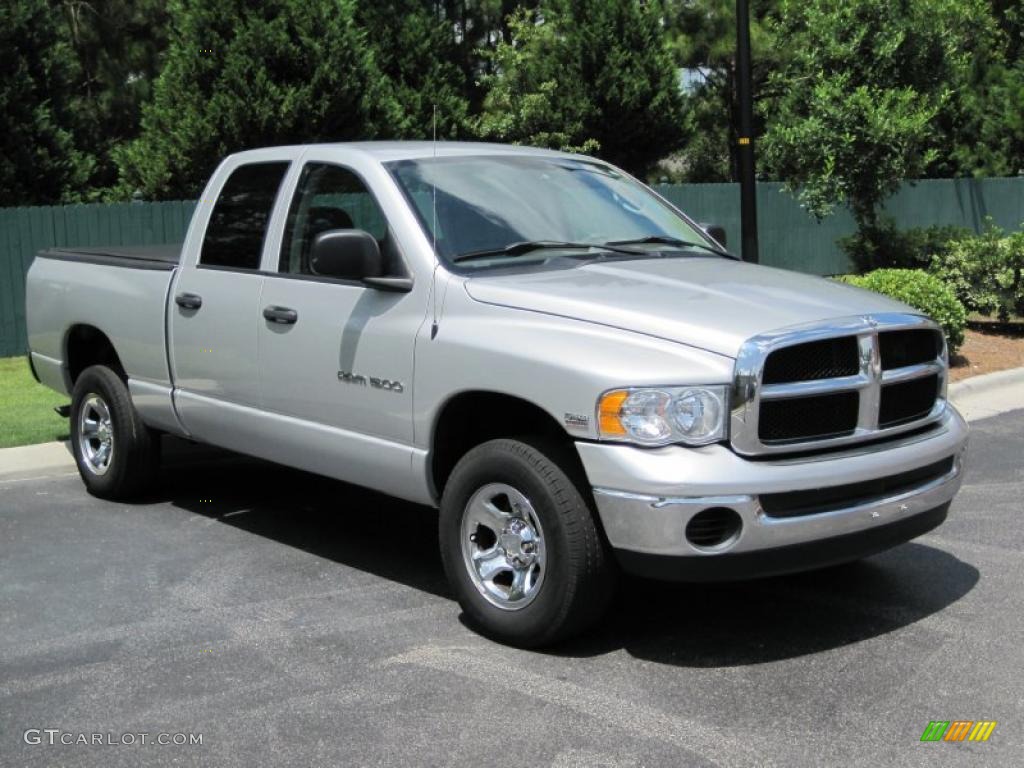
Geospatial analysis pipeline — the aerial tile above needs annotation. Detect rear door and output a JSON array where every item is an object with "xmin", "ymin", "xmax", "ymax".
[{"xmin": 169, "ymin": 159, "xmax": 290, "ymax": 446}]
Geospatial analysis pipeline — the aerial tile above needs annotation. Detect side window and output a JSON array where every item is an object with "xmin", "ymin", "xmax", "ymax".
[
  {"xmin": 280, "ymin": 163, "xmax": 390, "ymax": 275},
  {"xmin": 200, "ymin": 162, "xmax": 289, "ymax": 270}
]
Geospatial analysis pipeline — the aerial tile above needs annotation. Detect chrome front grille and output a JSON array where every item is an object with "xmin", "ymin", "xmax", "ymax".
[{"xmin": 731, "ymin": 314, "xmax": 948, "ymax": 456}]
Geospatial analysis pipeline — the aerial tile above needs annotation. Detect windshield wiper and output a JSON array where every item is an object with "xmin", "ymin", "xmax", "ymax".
[
  {"xmin": 606, "ymin": 235, "xmax": 735, "ymax": 259},
  {"xmin": 452, "ymin": 240, "xmax": 642, "ymax": 263}
]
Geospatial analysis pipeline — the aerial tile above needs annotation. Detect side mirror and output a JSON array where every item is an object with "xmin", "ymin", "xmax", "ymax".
[
  {"xmin": 309, "ymin": 229, "xmax": 383, "ymax": 281},
  {"xmin": 700, "ymin": 223, "xmax": 727, "ymax": 248}
]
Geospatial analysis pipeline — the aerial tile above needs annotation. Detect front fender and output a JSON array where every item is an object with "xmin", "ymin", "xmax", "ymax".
[{"xmin": 412, "ymin": 284, "xmax": 735, "ymax": 447}]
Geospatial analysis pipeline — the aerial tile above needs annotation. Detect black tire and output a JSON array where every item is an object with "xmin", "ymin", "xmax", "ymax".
[
  {"xmin": 439, "ymin": 438, "xmax": 615, "ymax": 647},
  {"xmin": 70, "ymin": 364, "xmax": 161, "ymax": 499}
]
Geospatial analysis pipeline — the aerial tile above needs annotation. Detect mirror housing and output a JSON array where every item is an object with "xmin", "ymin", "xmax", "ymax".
[
  {"xmin": 700, "ymin": 223, "xmax": 727, "ymax": 248},
  {"xmin": 309, "ymin": 229, "xmax": 383, "ymax": 281}
]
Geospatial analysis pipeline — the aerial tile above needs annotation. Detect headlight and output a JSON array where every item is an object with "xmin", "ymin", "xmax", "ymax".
[{"xmin": 597, "ymin": 386, "xmax": 729, "ymax": 446}]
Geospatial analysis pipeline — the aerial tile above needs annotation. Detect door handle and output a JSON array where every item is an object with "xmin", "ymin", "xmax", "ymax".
[
  {"xmin": 263, "ymin": 305, "xmax": 298, "ymax": 325},
  {"xmin": 175, "ymin": 292, "xmax": 203, "ymax": 310}
]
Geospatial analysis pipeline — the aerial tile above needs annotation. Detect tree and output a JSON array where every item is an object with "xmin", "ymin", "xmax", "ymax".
[
  {"xmin": 478, "ymin": 1, "xmax": 688, "ymax": 177},
  {"xmin": 931, "ymin": 0, "xmax": 1024, "ymax": 177},
  {"xmin": 354, "ymin": 1, "xmax": 470, "ymax": 139},
  {"xmin": 761, "ymin": 0, "xmax": 967, "ymax": 229},
  {"xmin": 991, "ymin": 0, "xmax": 1023, "ymax": 62},
  {"xmin": 115, "ymin": 0, "xmax": 403, "ymax": 199},
  {"xmin": 658, "ymin": 0, "xmax": 781, "ymax": 183},
  {"xmin": 60, "ymin": 0, "xmax": 170, "ymax": 198},
  {"xmin": 940, "ymin": 62, "xmax": 1024, "ymax": 179},
  {"xmin": 0, "ymin": 0, "xmax": 85, "ymax": 206},
  {"xmin": 436, "ymin": 1, "xmax": 542, "ymax": 111},
  {"xmin": 476, "ymin": 8, "xmax": 597, "ymax": 155}
]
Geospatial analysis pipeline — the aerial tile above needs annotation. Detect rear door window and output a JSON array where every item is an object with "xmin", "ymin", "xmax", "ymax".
[{"xmin": 200, "ymin": 162, "xmax": 290, "ymax": 270}]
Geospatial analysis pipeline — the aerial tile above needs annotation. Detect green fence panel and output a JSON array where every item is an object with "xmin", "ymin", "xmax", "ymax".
[
  {"xmin": 0, "ymin": 200, "xmax": 195, "ymax": 357},
  {"xmin": 884, "ymin": 177, "xmax": 1024, "ymax": 232},
  {"xmin": 0, "ymin": 210, "xmax": 20, "ymax": 357},
  {"xmin": 654, "ymin": 177, "xmax": 1024, "ymax": 275},
  {"xmin": 655, "ymin": 181, "xmax": 860, "ymax": 275},
  {"xmin": 1, "ymin": 180, "xmax": 1023, "ymax": 358}
]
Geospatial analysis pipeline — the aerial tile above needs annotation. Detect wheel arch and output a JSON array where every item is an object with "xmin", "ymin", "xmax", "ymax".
[
  {"xmin": 428, "ymin": 389, "xmax": 588, "ymax": 502},
  {"xmin": 64, "ymin": 324, "xmax": 126, "ymax": 389}
]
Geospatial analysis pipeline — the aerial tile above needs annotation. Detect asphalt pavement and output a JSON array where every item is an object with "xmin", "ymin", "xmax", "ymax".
[{"xmin": 2, "ymin": 411, "xmax": 1023, "ymax": 767}]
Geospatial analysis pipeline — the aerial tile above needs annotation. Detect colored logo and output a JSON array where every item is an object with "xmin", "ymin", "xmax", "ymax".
[{"xmin": 920, "ymin": 721, "xmax": 997, "ymax": 742}]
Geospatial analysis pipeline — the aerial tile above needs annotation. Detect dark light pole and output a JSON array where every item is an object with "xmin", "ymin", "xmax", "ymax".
[{"xmin": 736, "ymin": 0, "xmax": 759, "ymax": 263}]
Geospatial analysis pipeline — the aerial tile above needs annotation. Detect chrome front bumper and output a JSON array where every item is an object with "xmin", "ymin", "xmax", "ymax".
[{"xmin": 577, "ymin": 406, "xmax": 968, "ymax": 574}]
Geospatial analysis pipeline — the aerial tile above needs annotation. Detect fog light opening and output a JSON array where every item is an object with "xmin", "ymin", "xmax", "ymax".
[{"xmin": 685, "ymin": 507, "xmax": 743, "ymax": 551}]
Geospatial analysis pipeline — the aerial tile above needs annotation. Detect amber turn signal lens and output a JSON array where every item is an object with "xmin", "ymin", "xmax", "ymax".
[{"xmin": 598, "ymin": 390, "xmax": 629, "ymax": 436}]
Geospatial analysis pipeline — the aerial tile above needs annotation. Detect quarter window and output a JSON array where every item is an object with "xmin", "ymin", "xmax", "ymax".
[
  {"xmin": 280, "ymin": 163, "xmax": 389, "ymax": 275},
  {"xmin": 200, "ymin": 162, "xmax": 289, "ymax": 270}
]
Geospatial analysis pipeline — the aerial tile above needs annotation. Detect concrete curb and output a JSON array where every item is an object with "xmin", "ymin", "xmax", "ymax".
[
  {"xmin": 948, "ymin": 365, "xmax": 1024, "ymax": 423},
  {"xmin": 949, "ymin": 365, "xmax": 1024, "ymax": 398},
  {"xmin": 0, "ymin": 441, "xmax": 76, "ymax": 483}
]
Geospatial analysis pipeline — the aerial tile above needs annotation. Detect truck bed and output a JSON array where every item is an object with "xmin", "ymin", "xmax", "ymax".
[
  {"xmin": 26, "ymin": 244, "xmax": 181, "ymax": 400},
  {"xmin": 37, "ymin": 244, "xmax": 182, "ymax": 271}
]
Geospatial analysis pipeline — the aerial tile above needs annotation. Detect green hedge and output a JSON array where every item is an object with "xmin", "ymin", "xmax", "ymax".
[
  {"xmin": 838, "ymin": 268, "xmax": 966, "ymax": 354},
  {"xmin": 930, "ymin": 224, "xmax": 1024, "ymax": 321},
  {"xmin": 838, "ymin": 219, "xmax": 971, "ymax": 273}
]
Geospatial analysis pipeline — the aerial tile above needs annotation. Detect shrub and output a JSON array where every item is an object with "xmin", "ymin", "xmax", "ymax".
[
  {"xmin": 837, "ymin": 269, "xmax": 966, "ymax": 354},
  {"xmin": 929, "ymin": 224, "xmax": 1024, "ymax": 322},
  {"xmin": 838, "ymin": 218, "xmax": 972, "ymax": 273}
]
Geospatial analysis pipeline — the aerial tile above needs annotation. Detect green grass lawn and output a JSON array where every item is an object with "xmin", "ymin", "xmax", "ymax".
[{"xmin": 0, "ymin": 356, "xmax": 69, "ymax": 449}]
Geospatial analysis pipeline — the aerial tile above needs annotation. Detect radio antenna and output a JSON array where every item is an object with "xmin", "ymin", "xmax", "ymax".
[
  {"xmin": 432, "ymin": 104, "xmax": 438, "ymax": 257},
  {"xmin": 430, "ymin": 104, "xmax": 440, "ymax": 339}
]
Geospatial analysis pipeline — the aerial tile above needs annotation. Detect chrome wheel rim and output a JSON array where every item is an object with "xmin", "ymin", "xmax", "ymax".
[
  {"xmin": 78, "ymin": 394, "xmax": 114, "ymax": 476},
  {"xmin": 460, "ymin": 483, "xmax": 546, "ymax": 611}
]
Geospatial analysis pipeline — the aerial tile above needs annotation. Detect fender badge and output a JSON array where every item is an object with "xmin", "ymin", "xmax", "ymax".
[{"xmin": 564, "ymin": 413, "xmax": 590, "ymax": 429}]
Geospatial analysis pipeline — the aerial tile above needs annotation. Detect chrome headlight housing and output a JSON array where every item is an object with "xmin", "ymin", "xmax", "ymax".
[{"xmin": 597, "ymin": 385, "xmax": 729, "ymax": 446}]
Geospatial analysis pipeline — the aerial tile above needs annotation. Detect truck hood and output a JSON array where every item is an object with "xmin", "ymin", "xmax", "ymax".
[{"xmin": 463, "ymin": 257, "xmax": 912, "ymax": 358}]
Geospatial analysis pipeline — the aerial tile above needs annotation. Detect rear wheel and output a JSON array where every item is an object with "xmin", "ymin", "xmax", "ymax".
[
  {"xmin": 439, "ymin": 438, "xmax": 615, "ymax": 647},
  {"xmin": 70, "ymin": 365, "xmax": 161, "ymax": 499}
]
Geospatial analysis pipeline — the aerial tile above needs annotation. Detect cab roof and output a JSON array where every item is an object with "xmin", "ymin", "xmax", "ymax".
[{"xmin": 229, "ymin": 141, "xmax": 587, "ymax": 164}]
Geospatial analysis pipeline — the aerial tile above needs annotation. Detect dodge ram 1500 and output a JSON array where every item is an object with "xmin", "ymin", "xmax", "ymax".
[{"xmin": 26, "ymin": 142, "xmax": 969, "ymax": 646}]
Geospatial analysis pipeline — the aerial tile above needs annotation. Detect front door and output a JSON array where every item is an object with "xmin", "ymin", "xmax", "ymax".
[{"xmin": 255, "ymin": 161, "xmax": 423, "ymax": 491}]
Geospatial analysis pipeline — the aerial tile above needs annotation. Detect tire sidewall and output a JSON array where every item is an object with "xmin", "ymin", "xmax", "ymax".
[
  {"xmin": 70, "ymin": 366, "xmax": 135, "ymax": 496},
  {"xmin": 440, "ymin": 440, "xmax": 581, "ymax": 645}
]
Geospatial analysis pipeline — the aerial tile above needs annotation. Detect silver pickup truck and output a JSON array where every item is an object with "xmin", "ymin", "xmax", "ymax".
[{"xmin": 26, "ymin": 142, "xmax": 968, "ymax": 646}]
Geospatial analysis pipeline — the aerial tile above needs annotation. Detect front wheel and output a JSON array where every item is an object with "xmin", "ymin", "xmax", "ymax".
[
  {"xmin": 70, "ymin": 365, "xmax": 161, "ymax": 499},
  {"xmin": 439, "ymin": 438, "xmax": 615, "ymax": 647}
]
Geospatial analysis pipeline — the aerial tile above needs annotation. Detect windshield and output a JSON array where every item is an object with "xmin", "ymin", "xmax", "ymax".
[{"xmin": 386, "ymin": 155, "xmax": 720, "ymax": 270}]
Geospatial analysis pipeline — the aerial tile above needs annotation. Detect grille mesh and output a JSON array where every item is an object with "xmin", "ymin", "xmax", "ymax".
[
  {"xmin": 880, "ymin": 374, "xmax": 939, "ymax": 427},
  {"xmin": 880, "ymin": 329, "xmax": 941, "ymax": 370},
  {"xmin": 762, "ymin": 336, "xmax": 860, "ymax": 384},
  {"xmin": 759, "ymin": 391, "xmax": 859, "ymax": 442}
]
